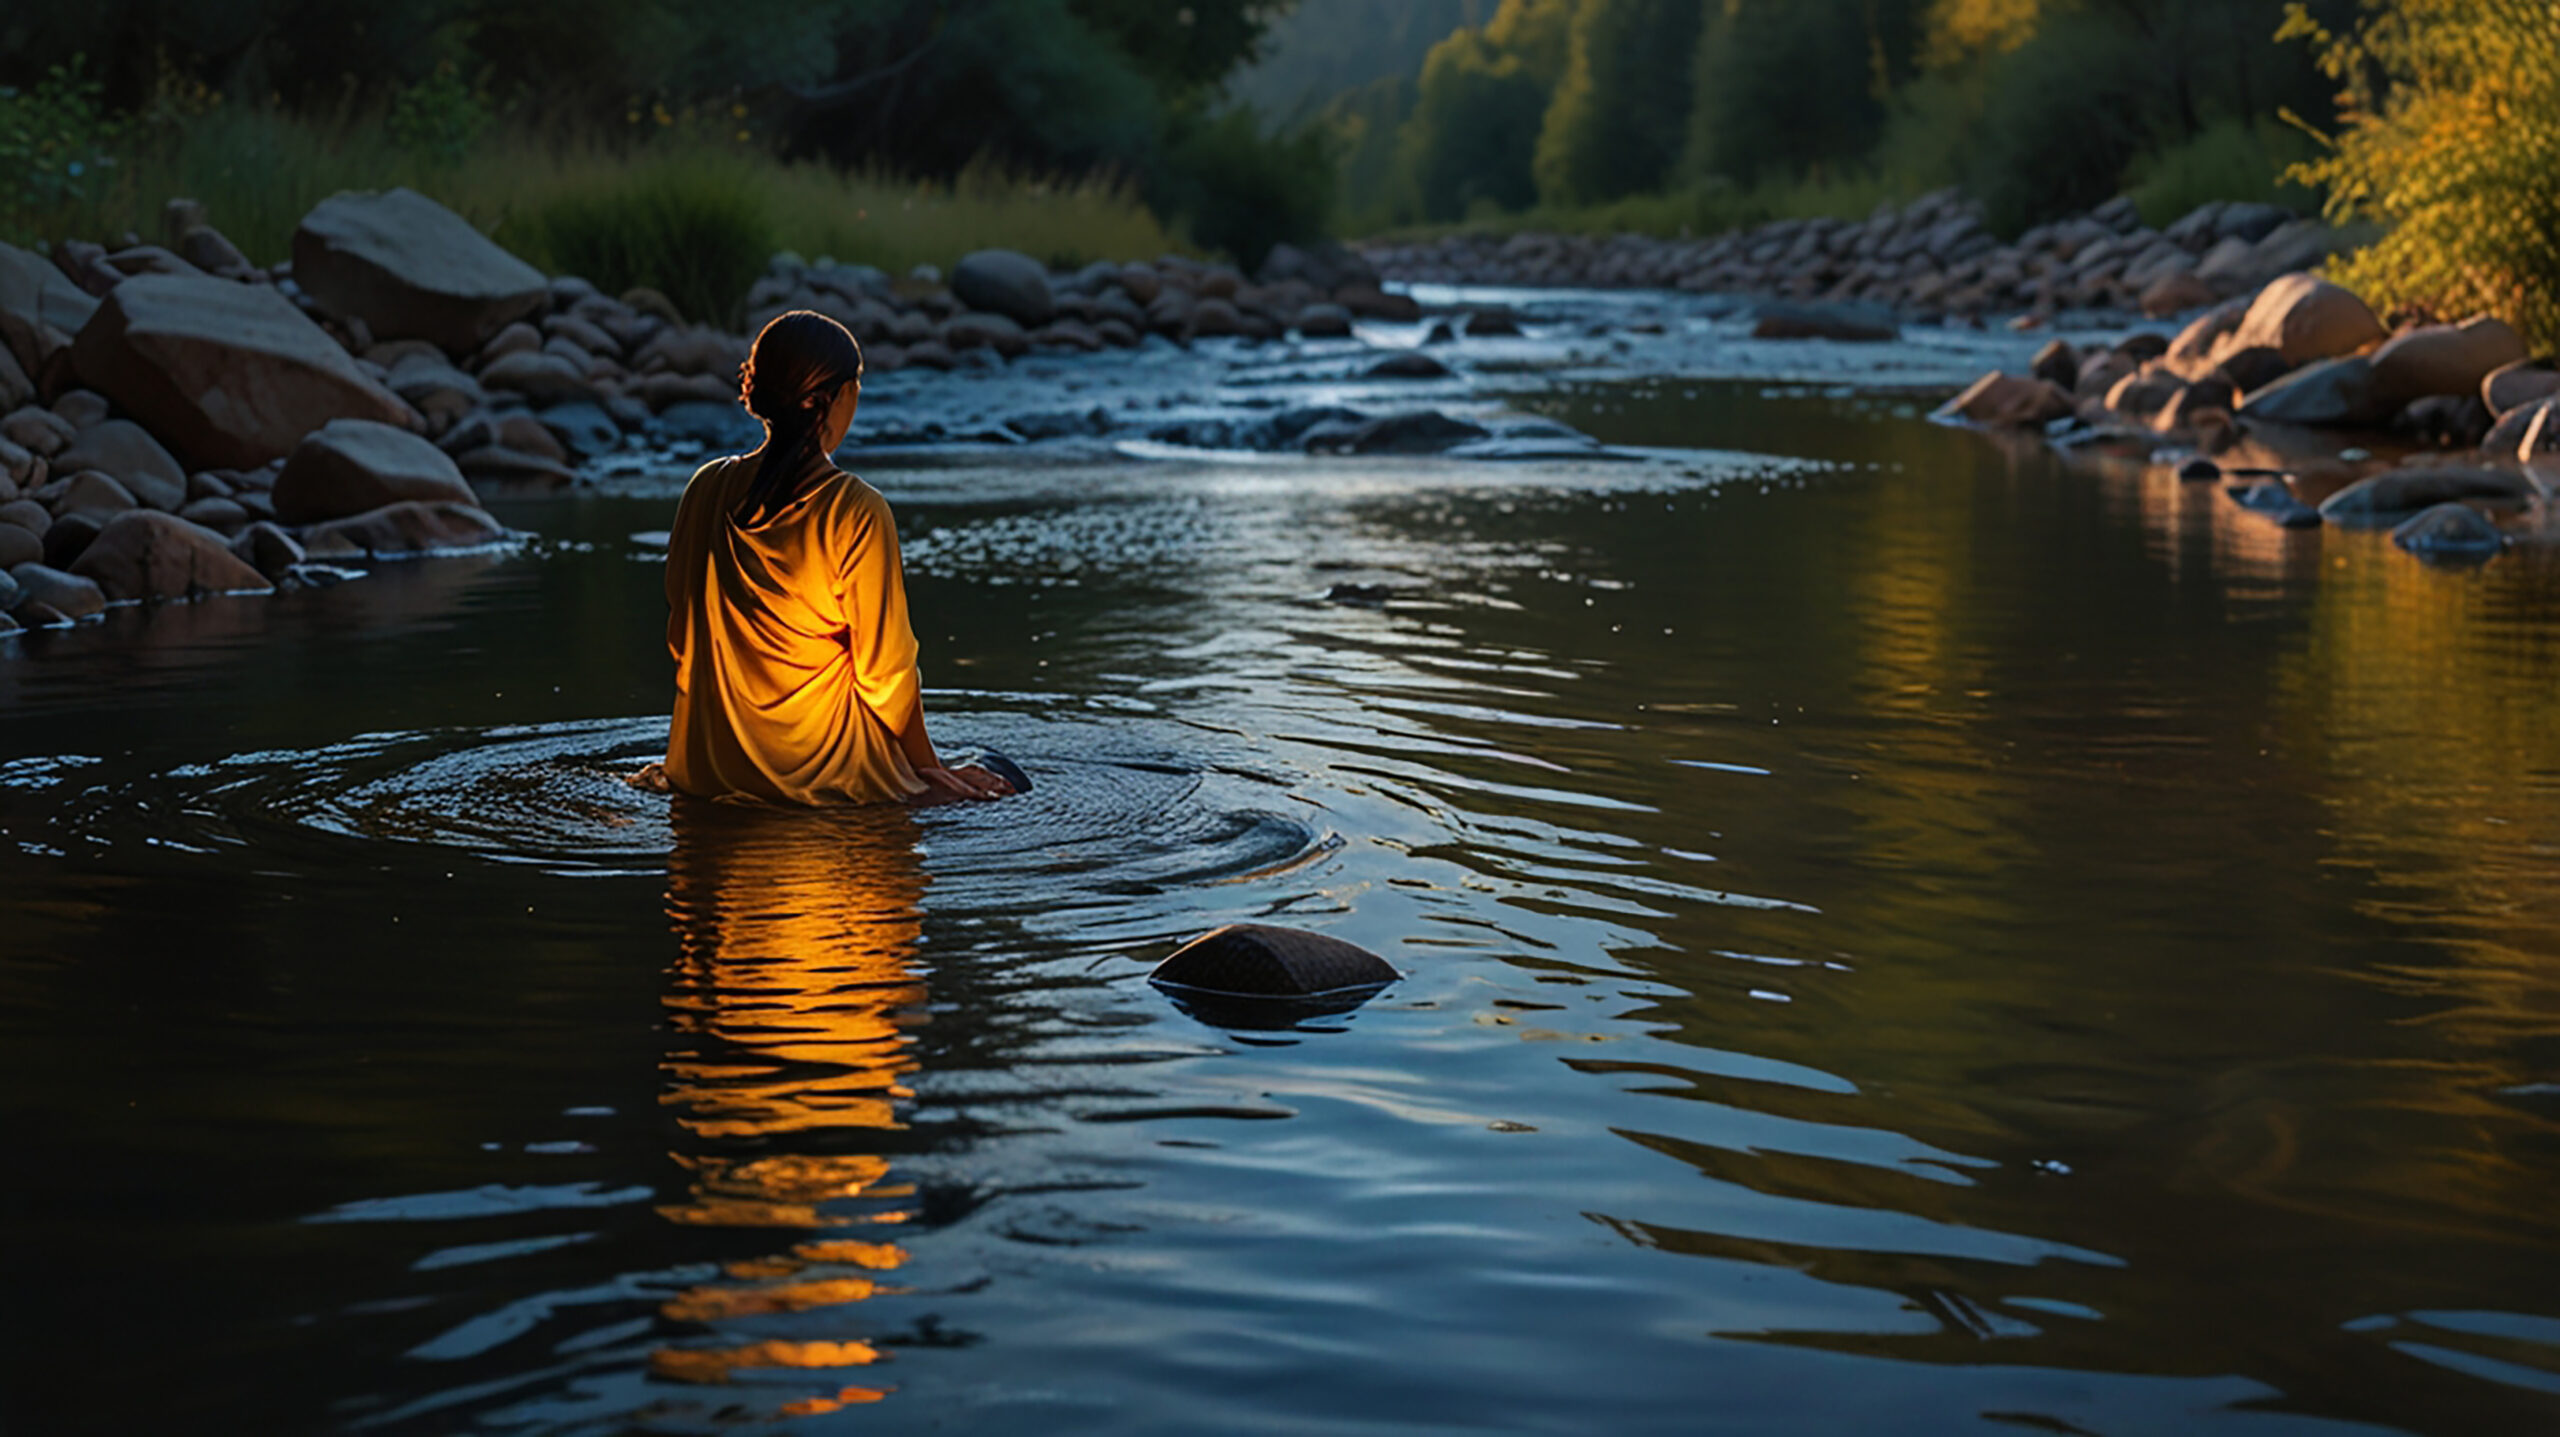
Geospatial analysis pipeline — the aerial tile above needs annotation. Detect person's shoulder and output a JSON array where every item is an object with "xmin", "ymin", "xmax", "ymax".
[{"xmin": 825, "ymin": 469, "xmax": 895, "ymax": 524}]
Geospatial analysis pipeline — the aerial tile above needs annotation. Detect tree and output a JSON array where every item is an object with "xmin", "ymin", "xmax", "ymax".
[{"xmin": 1531, "ymin": 0, "xmax": 1701, "ymax": 207}]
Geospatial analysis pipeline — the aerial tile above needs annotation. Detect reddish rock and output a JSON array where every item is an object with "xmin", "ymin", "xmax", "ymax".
[
  {"xmin": 230, "ymin": 520, "xmax": 306, "ymax": 579},
  {"xmin": 68, "ymin": 510, "xmax": 271, "ymax": 601},
  {"xmin": 298, "ymin": 499, "xmax": 507, "ymax": 556},
  {"xmin": 292, "ymin": 187, "xmax": 549, "ymax": 354},
  {"xmin": 1937, "ymin": 372, "xmax": 2074, "ymax": 427},
  {"xmin": 273, "ymin": 417, "xmax": 479, "ymax": 523},
  {"xmin": 70, "ymin": 274, "xmax": 411, "ymax": 469},
  {"xmin": 2225, "ymin": 273, "xmax": 2384, "ymax": 369},
  {"xmin": 2368, "ymin": 315, "xmax": 2527, "ymax": 405}
]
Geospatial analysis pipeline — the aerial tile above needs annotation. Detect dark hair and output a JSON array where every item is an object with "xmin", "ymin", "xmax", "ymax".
[{"xmin": 733, "ymin": 309, "xmax": 864, "ymax": 523}]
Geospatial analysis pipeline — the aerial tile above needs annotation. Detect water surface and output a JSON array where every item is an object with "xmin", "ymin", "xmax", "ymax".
[{"xmin": 4, "ymin": 377, "xmax": 2558, "ymax": 1436}]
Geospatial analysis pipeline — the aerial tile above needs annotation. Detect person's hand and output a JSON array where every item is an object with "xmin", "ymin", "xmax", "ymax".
[{"xmin": 916, "ymin": 764, "xmax": 1012, "ymax": 802}]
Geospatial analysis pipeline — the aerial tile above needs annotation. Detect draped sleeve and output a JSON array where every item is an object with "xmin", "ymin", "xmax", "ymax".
[{"xmin": 834, "ymin": 482, "xmax": 925, "ymax": 744}]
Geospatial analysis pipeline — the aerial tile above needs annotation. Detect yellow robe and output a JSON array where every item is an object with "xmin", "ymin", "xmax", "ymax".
[{"xmin": 663, "ymin": 452, "xmax": 928, "ymax": 805}]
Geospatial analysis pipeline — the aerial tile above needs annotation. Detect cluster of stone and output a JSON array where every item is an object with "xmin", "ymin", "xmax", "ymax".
[
  {"xmin": 1361, "ymin": 192, "xmax": 2351, "ymax": 323},
  {"xmin": 1938, "ymin": 269, "xmax": 2553, "ymax": 561},
  {"xmin": 741, "ymin": 239, "xmax": 1418, "ymax": 371}
]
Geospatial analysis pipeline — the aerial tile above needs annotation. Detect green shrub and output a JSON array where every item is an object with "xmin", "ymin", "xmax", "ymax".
[
  {"xmin": 1153, "ymin": 105, "xmax": 1335, "ymax": 270},
  {"xmin": 2123, "ymin": 117, "xmax": 2316, "ymax": 229},
  {"xmin": 0, "ymin": 56, "xmax": 121, "ymax": 232},
  {"xmin": 516, "ymin": 155, "xmax": 775, "ymax": 324},
  {"xmin": 1966, "ymin": 11, "xmax": 2165, "ymax": 236},
  {"xmin": 1532, "ymin": 0, "xmax": 1702, "ymax": 207},
  {"xmin": 2283, "ymin": 0, "xmax": 2560, "ymax": 349},
  {"xmin": 386, "ymin": 61, "xmax": 491, "ymax": 170}
]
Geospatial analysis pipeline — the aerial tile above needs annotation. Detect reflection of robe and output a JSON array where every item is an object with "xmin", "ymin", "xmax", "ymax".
[
  {"xmin": 654, "ymin": 800, "xmax": 926, "ymax": 1403},
  {"xmin": 663, "ymin": 452, "xmax": 926, "ymax": 805}
]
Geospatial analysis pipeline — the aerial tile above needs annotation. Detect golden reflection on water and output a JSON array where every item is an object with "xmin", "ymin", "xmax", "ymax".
[{"xmin": 651, "ymin": 800, "xmax": 929, "ymax": 1406}]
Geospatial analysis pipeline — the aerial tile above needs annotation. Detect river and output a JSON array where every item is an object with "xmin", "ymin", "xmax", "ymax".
[{"xmin": 3, "ymin": 296, "xmax": 2557, "ymax": 1435}]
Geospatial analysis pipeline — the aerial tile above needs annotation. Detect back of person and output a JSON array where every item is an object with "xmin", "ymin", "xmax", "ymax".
[
  {"xmin": 650, "ymin": 308, "xmax": 1012, "ymax": 808},
  {"xmin": 663, "ymin": 451, "xmax": 925, "ymax": 804}
]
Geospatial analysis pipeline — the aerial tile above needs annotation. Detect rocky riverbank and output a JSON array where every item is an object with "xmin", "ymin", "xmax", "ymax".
[
  {"xmin": 1358, "ymin": 190, "xmax": 2353, "ymax": 326},
  {"xmin": 0, "ymin": 186, "xmax": 1449, "ymax": 642},
  {"xmin": 1932, "ymin": 264, "xmax": 2556, "ymax": 564}
]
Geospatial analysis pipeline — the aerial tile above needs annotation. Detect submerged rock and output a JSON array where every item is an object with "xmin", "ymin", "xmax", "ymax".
[
  {"xmin": 1150, "ymin": 923, "xmax": 1398, "ymax": 998},
  {"xmin": 1302, "ymin": 410, "xmax": 1491, "ymax": 455},
  {"xmin": 2226, "ymin": 479, "xmax": 2322, "ymax": 528},
  {"xmin": 1748, "ymin": 300, "xmax": 1898, "ymax": 342},
  {"xmin": 2390, "ymin": 502, "xmax": 2505, "ymax": 562},
  {"xmin": 2317, "ymin": 467, "xmax": 2534, "ymax": 527}
]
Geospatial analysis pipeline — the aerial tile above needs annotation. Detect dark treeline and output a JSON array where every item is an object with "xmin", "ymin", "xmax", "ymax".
[
  {"xmin": 1323, "ymin": 0, "xmax": 2357, "ymax": 236},
  {"xmin": 0, "ymin": 0, "xmax": 1335, "ymax": 264}
]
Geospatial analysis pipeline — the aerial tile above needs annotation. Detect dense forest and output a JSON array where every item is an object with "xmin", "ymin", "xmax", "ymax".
[{"xmin": 3, "ymin": 0, "xmax": 2552, "ymax": 339}]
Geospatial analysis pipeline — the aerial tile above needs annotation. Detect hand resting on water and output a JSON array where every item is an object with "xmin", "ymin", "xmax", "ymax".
[{"xmin": 911, "ymin": 764, "xmax": 1014, "ymax": 805}]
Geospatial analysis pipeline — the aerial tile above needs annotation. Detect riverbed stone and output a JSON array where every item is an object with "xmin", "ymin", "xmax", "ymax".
[
  {"xmin": 943, "ymin": 312, "xmax": 1029, "ymax": 357},
  {"xmin": 0, "ymin": 241, "xmax": 101, "ymax": 373},
  {"xmin": 2226, "ymin": 479, "xmax": 2323, "ymax": 528},
  {"xmin": 0, "ymin": 522, "xmax": 38, "ymax": 567},
  {"xmin": 2369, "ymin": 316, "xmax": 2527, "ymax": 405},
  {"xmin": 477, "ymin": 350, "xmax": 602, "ymax": 405},
  {"xmin": 1, "ymin": 406, "xmax": 74, "ymax": 457},
  {"xmin": 950, "ymin": 250, "xmax": 1055, "ymax": 327},
  {"xmin": 2237, "ymin": 355, "xmax": 2390, "ymax": 428},
  {"xmin": 69, "ymin": 509, "xmax": 271, "ymax": 601},
  {"xmin": 1303, "ymin": 410, "xmax": 1491, "ymax": 455},
  {"xmin": 274, "ymin": 417, "xmax": 479, "ymax": 524},
  {"xmin": 49, "ymin": 470, "xmax": 138, "ymax": 518},
  {"xmin": 2391, "ymin": 501, "xmax": 2506, "ymax": 561},
  {"xmin": 40, "ymin": 511, "xmax": 102, "ymax": 566},
  {"xmin": 230, "ymin": 520, "xmax": 306, "ymax": 579},
  {"xmin": 453, "ymin": 444, "xmax": 578, "ymax": 487},
  {"xmin": 55, "ymin": 419, "xmax": 186, "ymax": 511},
  {"xmin": 2228, "ymin": 273, "xmax": 2385, "ymax": 369},
  {"xmin": 1367, "ymin": 351, "xmax": 1452, "ymax": 380},
  {"xmin": 292, "ymin": 187, "xmax": 549, "ymax": 354},
  {"xmin": 2317, "ymin": 466, "xmax": 2534, "ymax": 527},
  {"xmin": 298, "ymin": 499, "xmax": 507, "ymax": 556},
  {"xmin": 1940, "ymin": 372, "xmax": 2074, "ymax": 427},
  {"xmin": 11, "ymin": 560, "xmax": 107, "ymax": 617},
  {"xmin": 535, "ymin": 400, "xmax": 619, "ymax": 459},
  {"xmin": 1295, "ymin": 303, "xmax": 1353, "ymax": 338},
  {"xmin": 70, "ymin": 273, "xmax": 412, "ymax": 469}
]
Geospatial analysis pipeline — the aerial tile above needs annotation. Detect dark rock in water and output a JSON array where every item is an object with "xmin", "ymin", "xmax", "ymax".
[
  {"xmin": 2226, "ymin": 479, "xmax": 2322, "ymax": 528},
  {"xmin": 1149, "ymin": 405, "xmax": 1366, "ymax": 452},
  {"xmin": 2318, "ymin": 467, "xmax": 2534, "ymax": 527},
  {"xmin": 2240, "ymin": 355, "xmax": 2392, "ymax": 427},
  {"xmin": 1150, "ymin": 924, "xmax": 1398, "ymax": 1000},
  {"xmin": 2177, "ymin": 457, "xmax": 2222, "ymax": 482},
  {"xmin": 1008, "ymin": 407, "xmax": 1112, "ymax": 441},
  {"xmin": 1303, "ymin": 410, "xmax": 1490, "ymax": 455},
  {"xmin": 9, "ymin": 561, "xmax": 107, "ymax": 618},
  {"xmin": 2391, "ymin": 502, "xmax": 2505, "ymax": 562},
  {"xmin": 655, "ymin": 399, "xmax": 762, "ymax": 451},
  {"xmin": 1747, "ymin": 300, "xmax": 1898, "ymax": 342},
  {"xmin": 2392, "ymin": 393, "xmax": 2491, "ymax": 449},
  {"xmin": 1324, "ymin": 582, "xmax": 1395, "ymax": 606},
  {"xmin": 1465, "ymin": 306, "xmax": 1523, "ymax": 337},
  {"xmin": 2115, "ymin": 332, "xmax": 2170, "ymax": 365},
  {"xmin": 537, "ymin": 400, "xmax": 621, "ymax": 459},
  {"xmin": 1420, "ymin": 319, "xmax": 1458, "ymax": 346},
  {"xmin": 2030, "ymin": 339, "xmax": 2078, "ymax": 391},
  {"xmin": 1367, "ymin": 351, "xmax": 1452, "ymax": 379}
]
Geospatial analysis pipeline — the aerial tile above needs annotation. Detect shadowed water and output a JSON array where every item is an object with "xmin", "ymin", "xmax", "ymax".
[{"xmin": 3, "ymin": 379, "xmax": 2558, "ymax": 1435}]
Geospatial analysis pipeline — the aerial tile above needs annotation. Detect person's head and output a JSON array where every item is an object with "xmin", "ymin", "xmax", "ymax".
[{"xmin": 734, "ymin": 311, "xmax": 864, "ymax": 515}]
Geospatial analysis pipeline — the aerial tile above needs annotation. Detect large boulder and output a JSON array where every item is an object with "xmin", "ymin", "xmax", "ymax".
[
  {"xmin": 55, "ymin": 419, "xmax": 187, "ymax": 511},
  {"xmin": 2226, "ymin": 273, "xmax": 2385, "ymax": 369},
  {"xmin": 67, "ymin": 510, "xmax": 271, "ymax": 601},
  {"xmin": 299, "ymin": 499, "xmax": 508, "ymax": 556},
  {"xmin": 2237, "ymin": 356, "xmax": 2392, "ymax": 428},
  {"xmin": 950, "ymin": 250, "xmax": 1055, "ymax": 327},
  {"xmin": 272, "ymin": 417, "xmax": 480, "ymax": 524},
  {"xmin": 69, "ymin": 273, "xmax": 412, "ymax": 469},
  {"xmin": 291, "ymin": 187, "xmax": 549, "ymax": 355},
  {"xmin": 2369, "ymin": 316, "xmax": 2527, "ymax": 405},
  {"xmin": 2317, "ymin": 466, "xmax": 2535, "ymax": 527}
]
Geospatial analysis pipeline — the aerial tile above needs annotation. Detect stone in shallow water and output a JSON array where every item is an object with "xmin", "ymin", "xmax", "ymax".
[
  {"xmin": 2317, "ymin": 467, "xmax": 2533, "ymax": 527},
  {"xmin": 2391, "ymin": 502, "xmax": 2505, "ymax": 563},
  {"xmin": 1150, "ymin": 924, "xmax": 1398, "ymax": 999}
]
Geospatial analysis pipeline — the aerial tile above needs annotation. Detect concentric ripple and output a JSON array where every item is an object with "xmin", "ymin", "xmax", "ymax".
[{"xmin": 39, "ymin": 705, "xmax": 1333, "ymax": 892}]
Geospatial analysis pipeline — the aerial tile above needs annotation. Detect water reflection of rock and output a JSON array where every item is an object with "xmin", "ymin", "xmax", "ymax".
[{"xmin": 651, "ymin": 799, "xmax": 932, "ymax": 1418}]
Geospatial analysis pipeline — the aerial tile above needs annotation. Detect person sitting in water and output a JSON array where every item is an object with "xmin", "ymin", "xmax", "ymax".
[{"xmin": 654, "ymin": 310, "xmax": 1014, "ymax": 806}]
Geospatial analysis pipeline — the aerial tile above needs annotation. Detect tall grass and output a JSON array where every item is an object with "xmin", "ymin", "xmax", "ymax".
[{"xmin": 3, "ymin": 102, "xmax": 1181, "ymax": 323}]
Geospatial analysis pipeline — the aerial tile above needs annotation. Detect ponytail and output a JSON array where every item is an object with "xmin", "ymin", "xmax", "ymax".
[{"xmin": 733, "ymin": 310, "xmax": 865, "ymax": 524}]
